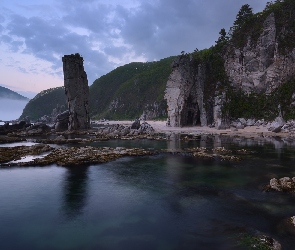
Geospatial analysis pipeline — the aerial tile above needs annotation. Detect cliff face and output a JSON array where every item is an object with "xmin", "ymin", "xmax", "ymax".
[
  {"xmin": 165, "ymin": 4, "xmax": 295, "ymax": 127},
  {"xmin": 224, "ymin": 13, "xmax": 295, "ymax": 94},
  {"xmin": 62, "ymin": 53, "xmax": 90, "ymax": 130},
  {"xmin": 165, "ymin": 56, "xmax": 209, "ymax": 127}
]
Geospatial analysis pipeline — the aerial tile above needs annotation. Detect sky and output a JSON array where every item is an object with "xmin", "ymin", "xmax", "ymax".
[{"xmin": 0, "ymin": 0, "xmax": 270, "ymax": 99}]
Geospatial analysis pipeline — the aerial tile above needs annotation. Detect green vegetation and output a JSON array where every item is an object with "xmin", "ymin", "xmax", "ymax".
[
  {"xmin": 222, "ymin": 78, "xmax": 295, "ymax": 120},
  {"xmin": 20, "ymin": 87, "xmax": 66, "ymax": 121},
  {"xmin": 229, "ymin": 0, "xmax": 295, "ymax": 53},
  {"xmin": 89, "ymin": 56, "xmax": 175, "ymax": 120}
]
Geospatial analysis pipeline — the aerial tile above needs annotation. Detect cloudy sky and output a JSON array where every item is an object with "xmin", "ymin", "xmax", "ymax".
[{"xmin": 0, "ymin": 0, "xmax": 269, "ymax": 98}]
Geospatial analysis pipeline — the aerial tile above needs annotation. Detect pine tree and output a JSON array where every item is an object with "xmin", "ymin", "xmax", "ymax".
[{"xmin": 233, "ymin": 4, "xmax": 253, "ymax": 30}]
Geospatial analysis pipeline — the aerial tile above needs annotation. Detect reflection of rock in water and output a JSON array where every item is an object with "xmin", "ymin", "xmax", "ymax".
[{"xmin": 62, "ymin": 166, "xmax": 89, "ymax": 218}]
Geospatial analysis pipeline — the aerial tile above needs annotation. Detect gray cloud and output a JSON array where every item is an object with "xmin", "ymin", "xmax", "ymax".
[{"xmin": 1, "ymin": 0, "xmax": 270, "ymax": 84}]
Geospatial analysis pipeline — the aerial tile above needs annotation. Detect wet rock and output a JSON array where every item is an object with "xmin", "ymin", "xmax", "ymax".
[
  {"xmin": 267, "ymin": 177, "xmax": 295, "ymax": 192},
  {"xmin": 165, "ymin": 147, "xmax": 242, "ymax": 162},
  {"xmin": 0, "ymin": 136, "xmax": 26, "ymax": 144},
  {"xmin": 0, "ymin": 120, "xmax": 30, "ymax": 135},
  {"xmin": 3, "ymin": 146, "xmax": 157, "ymax": 167},
  {"xmin": 213, "ymin": 147, "xmax": 232, "ymax": 154},
  {"xmin": 26, "ymin": 123, "xmax": 51, "ymax": 135},
  {"xmin": 0, "ymin": 144, "xmax": 53, "ymax": 164}
]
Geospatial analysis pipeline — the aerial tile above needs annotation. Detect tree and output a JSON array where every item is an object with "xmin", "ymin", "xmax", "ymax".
[
  {"xmin": 233, "ymin": 4, "xmax": 253, "ymax": 30},
  {"xmin": 215, "ymin": 28, "xmax": 228, "ymax": 44}
]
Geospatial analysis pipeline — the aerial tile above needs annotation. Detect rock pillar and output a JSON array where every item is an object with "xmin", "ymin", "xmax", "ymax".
[{"xmin": 62, "ymin": 53, "xmax": 90, "ymax": 130}]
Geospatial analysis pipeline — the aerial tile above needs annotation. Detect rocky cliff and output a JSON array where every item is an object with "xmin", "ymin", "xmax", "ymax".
[
  {"xmin": 165, "ymin": 56, "xmax": 208, "ymax": 127},
  {"xmin": 224, "ymin": 13, "xmax": 295, "ymax": 94},
  {"xmin": 62, "ymin": 53, "xmax": 90, "ymax": 130},
  {"xmin": 165, "ymin": 0, "xmax": 295, "ymax": 127}
]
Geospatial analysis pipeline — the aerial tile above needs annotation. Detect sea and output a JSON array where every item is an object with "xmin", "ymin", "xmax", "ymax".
[
  {"xmin": 1, "ymin": 134, "xmax": 295, "ymax": 249},
  {"xmin": 0, "ymin": 98, "xmax": 28, "ymax": 122}
]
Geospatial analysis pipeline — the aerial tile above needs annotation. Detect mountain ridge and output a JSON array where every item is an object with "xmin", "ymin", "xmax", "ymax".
[{"xmin": 0, "ymin": 86, "xmax": 29, "ymax": 101}]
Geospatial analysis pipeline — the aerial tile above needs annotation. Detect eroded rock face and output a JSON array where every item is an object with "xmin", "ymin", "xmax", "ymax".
[
  {"xmin": 62, "ymin": 53, "xmax": 90, "ymax": 130},
  {"xmin": 224, "ymin": 13, "xmax": 295, "ymax": 94},
  {"xmin": 165, "ymin": 56, "xmax": 208, "ymax": 127}
]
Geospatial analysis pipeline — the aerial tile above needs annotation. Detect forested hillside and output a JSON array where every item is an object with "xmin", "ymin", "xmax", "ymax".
[
  {"xmin": 89, "ymin": 56, "xmax": 175, "ymax": 119},
  {"xmin": 0, "ymin": 86, "xmax": 29, "ymax": 101},
  {"xmin": 21, "ymin": 56, "xmax": 175, "ymax": 121},
  {"xmin": 20, "ymin": 87, "xmax": 66, "ymax": 121}
]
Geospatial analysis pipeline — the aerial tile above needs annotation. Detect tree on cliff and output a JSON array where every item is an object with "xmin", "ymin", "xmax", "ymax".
[
  {"xmin": 215, "ymin": 28, "xmax": 228, "ymax": 45},
  {"xmin": 233, "ymin": 4, "xmax": 253, "ymax": 30}
]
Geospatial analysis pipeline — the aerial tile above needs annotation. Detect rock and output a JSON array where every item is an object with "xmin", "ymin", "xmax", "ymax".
[
  {"xmin": 224, "ymin": 12, "xmax": 295, "ymax": 94},
  {"xmin": 0, "ymin": 144, "xmax": 53, "ymax": 164},
  {"xmin": 268, "ymin": 177, "xmax": 295, "ymax": 192},
  {"xmin": 131, "ymin": 119, "xmax": 141, "ymax": 129},
  {"xmin": 164, "ymin": 55, "xmax": 209, "ymax": 127},
  {"xmin": 269, "ymin": 178, "xmax": 282, "ymax": 191},
  {"xmin": 254, "ymin": 119, "xmax": 263, "ymax": 126},
  {"xmin": 238, "ymin": 118, "xmax": 247, "ymax": 126},
  {"xmin": 26, "ymin": 123, "xmax": 51, "ymax": 135},
  {"xmin": 236, "ymin": 122, "xmax": 245, "ymax": 129},
  {"xmin": 55, "ymin": 111, "xmax": 70, "ymax": 132},
  {"xmin": 246, "ymin": 119, "xmax": 255, "ymax": 126},
  {"xmin": 62, "ymin": 53, "xmax": 90, "ymax": 130},
  {"xmin": 0, "ymin": 120, "xmax": 30, "ymax": 135},
  {"xmin": 138, "ymin": 122, "xmax": 155, "ymax": 134},
  {"xmin": 1, "ymin": 146, "xmax": 157, "ymax": 167},
  {"xmin": 270, "ymin": 126, "xmax": 282, "ymax": 133}
]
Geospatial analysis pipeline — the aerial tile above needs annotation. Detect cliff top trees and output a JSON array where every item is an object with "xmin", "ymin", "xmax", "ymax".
[{"xmin": 233, "ymin": 4, "xmax": 254, "ymax": 30}]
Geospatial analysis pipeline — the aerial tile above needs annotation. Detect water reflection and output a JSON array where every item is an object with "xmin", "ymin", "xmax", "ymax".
[{"xmin": 62, "ymin": 165, "xmax": 89, "ymax": 218}]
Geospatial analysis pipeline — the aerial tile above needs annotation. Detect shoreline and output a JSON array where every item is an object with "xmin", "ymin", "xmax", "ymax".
[{"xmin": 95, "ymin": 120, "xmax": 293, "ymax": 138}]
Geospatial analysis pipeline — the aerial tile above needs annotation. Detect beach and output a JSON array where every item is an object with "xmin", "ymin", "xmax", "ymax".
[{"xmin": 95, "ymin": 120, "xmax": 292, "ymax": 138}]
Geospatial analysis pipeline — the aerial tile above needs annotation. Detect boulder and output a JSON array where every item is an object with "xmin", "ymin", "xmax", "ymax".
[
  {"xmin": 268, "ymin": 177, "xmax": 295, "ymax": 192},
  {"xmin": 131, "ymin": 119, "xmax": 141, "ymax": 129},
  {"xmin": 246, "ymin": 119, "xmax": 255, "ymax": 126},
  {"xmin": 238, "ymin": 118, "xmax": 247, "ymax": 126},
  {"xmin": 55, "ymin": 111, "xmax": 70, "ymax": 132},
  {"xmin": 26, "ymin": 123, "xmax": 51, "ymax": 135}
]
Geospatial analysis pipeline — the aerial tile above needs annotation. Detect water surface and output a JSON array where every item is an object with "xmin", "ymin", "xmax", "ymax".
[{"xmin": 1, "ymin": 135, "xmax": 295, "ymax": 249}]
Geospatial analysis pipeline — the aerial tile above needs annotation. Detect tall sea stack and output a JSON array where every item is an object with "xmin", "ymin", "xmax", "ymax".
[{"xmin": 62, "ymin": 53, "xmax": 90, "ymax": 130}]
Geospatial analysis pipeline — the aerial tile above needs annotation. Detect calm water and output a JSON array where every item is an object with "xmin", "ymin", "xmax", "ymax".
[{"xmin": 1, "ymin": 135, "xmax": 295, "ymax": 249}]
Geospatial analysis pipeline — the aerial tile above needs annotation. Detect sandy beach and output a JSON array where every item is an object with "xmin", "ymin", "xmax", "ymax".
[{"xmin": 95, "ymin": 120, "xmax": 293, "ymax": 138}]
